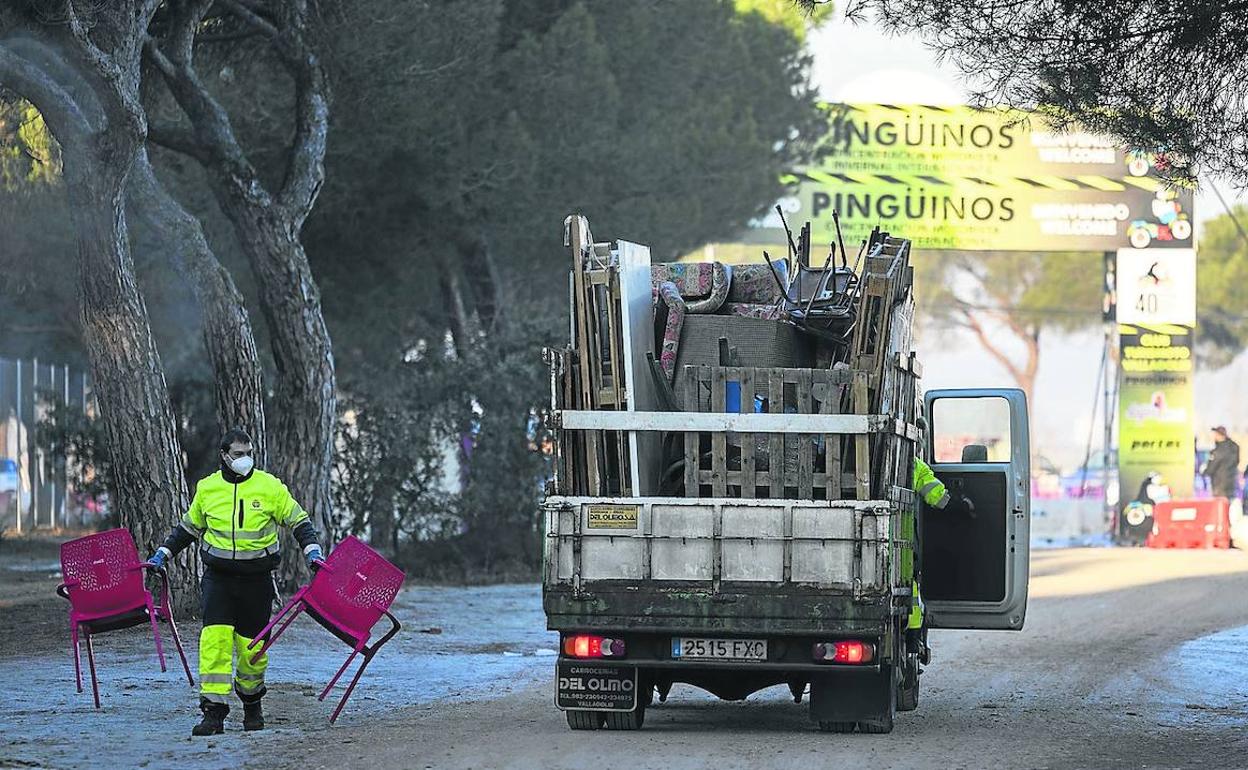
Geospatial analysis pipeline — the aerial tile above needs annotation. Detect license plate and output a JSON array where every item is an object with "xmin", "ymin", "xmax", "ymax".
[{"xmin": 671, "ymin": 638, "xmax": 767, "ymax": 661}]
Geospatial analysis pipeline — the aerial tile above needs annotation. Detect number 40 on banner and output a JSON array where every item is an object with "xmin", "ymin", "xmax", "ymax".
[{"xmin": 1115, "ymin": 248, "xmax": 1196, "ymax": 326}]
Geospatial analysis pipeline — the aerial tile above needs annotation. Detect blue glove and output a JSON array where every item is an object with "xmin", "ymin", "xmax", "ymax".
[
  {"xmin": 148, "ymin": 548, "xmax": 169, "ymax": 571},
  {"xmin": 305, "ymin": 546, "xmax": 323, "ymax": 571}
]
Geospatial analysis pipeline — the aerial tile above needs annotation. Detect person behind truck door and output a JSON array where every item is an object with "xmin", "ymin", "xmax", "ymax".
[
  {"xmin": 1201, "ymin": 426, "xmax": 1240, "ymax": 500},
  {"xmin": 147, "ymin": 429, "xmax": 323, "ymax": 736},
  {"xmin": 908, "ymin": 456, "xmax": 974, "ymax": 633}
]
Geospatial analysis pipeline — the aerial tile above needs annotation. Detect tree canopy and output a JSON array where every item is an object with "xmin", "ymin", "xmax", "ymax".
[
  {"xmin": 1195, "ymin": 204, "xmax": 1248, "ymax": 367},
  {"xmin": 837, "ymin": 0, "xmax": 1248, "ymax": 186},
  {"xmin": 1, "ymin": 0, "xmax": 828, "ymax": 578},
  {"xmin": 914, "ymin": 250, "xmax": 1103, "ymax": 413}
]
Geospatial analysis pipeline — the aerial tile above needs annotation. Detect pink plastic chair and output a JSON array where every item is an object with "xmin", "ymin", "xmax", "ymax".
[
  {"xmin": 248, "ymin": 536, "xmax": 403, "ymax": 722},
  {"xmin": 57, "ymin": 528, "xmax": 194, "ymax": 708}
]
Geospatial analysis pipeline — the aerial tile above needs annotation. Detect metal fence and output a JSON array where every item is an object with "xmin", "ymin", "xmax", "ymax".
[{"xmin": 0, "ymin": 356, "xmax": 95, "ymax": 532}]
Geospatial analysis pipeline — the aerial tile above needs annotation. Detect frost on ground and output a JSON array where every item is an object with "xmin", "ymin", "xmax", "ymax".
[
  {"xmin": 0, "ymin": 573, "xmax": 555, "ymax": 770},
  {"xmin": 1164, "ymin": 624, "xmax": 1248, "ymax": 728}
]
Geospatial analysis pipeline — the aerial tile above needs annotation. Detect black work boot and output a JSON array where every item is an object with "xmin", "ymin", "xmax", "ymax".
[
  {"xmin": 192, "ymin": 698, "xmax": 229, "ymax": 737},
  {"xmin": 242, "ymin": 700, "xmax": 264, "ymax": 731}
]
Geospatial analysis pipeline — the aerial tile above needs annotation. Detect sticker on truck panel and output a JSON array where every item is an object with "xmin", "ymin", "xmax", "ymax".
[
  {"xmin": 586, "ymin": 504, "xmax": 639, "ymax": 530},
  {"xmin": 556, "ymin": 662, "xmax": 637, "ymax": 711},
  {"xmin": 672, "ymin": 638, "xmax": 767, "ymax": 661}
]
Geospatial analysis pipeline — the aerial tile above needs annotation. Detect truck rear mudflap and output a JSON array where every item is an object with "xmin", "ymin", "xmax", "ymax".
[{"xmin": 557, "ymin": 662, "xmax": 639, "ymax": 712}]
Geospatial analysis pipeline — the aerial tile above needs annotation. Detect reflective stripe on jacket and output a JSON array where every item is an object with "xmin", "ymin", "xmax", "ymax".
[
  {"xmin": 912, "ymin": 457, "xmax": 949, "ymax": 509},
  {"xmin": 181, "ymin": 470, "xmax": 309, "ymax": 568}
]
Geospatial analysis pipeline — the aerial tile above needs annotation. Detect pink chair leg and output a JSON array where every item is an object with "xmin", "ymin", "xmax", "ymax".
[
  {"xmin": 251, "ymin": 604, "xmax": 303, "ymax": 664},
  {"xmin": 164, "ymin": 611, "xmax": 194, "ymax": 687},
  {"xmin": 71, "ymin": 622, "xmax": 82, "ymax": 693},
  {"xmin": 318, "ymin": 645, "xmax": 362, "ymax": 701},
  {"xmin": 146, "ymin": 599, "xmax": 167, "ymax": 673},
  {"xmin": 330, "ymin": 652, "xmax": 373, "ymax": 723},
  {"xmin": 85, "ymin": 632, "xmax": 100, "ymax": 709},
  {"xmin": 249, "ymin": 591, "xmax": 306, "ymax": 648}
]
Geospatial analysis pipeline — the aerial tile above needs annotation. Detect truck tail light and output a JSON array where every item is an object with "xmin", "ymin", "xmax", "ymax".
[
  {"xmin": 563, "ymin": 634, "xmax": 626, "ymax": 658},
  {"xmin": 812, "ymin": 640, "xmax": 875, "ymax": 664}
]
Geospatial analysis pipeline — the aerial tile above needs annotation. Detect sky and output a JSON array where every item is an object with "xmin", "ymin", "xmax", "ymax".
[{"xmin": 803, "ymin": 13, "xmax": 1248, "ymax": 472}]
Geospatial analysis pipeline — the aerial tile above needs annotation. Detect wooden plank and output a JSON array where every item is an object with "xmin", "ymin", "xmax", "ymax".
[
  {"xmin": 823, "ymin": 364, "xmax": 842, "ymax": 501},
  {"xmin": 587, "ymin": 284, "xmax": 606, "ymax": 406},
  {"xmin": 853, "ymin": 370, "xmax": 871, "ymax": 501},
  {"xmin": 556, "ymin": 352, "xmax": 569, "ymax": 491},
  {"xmin": 586, "ymin": 284, "xmax": 607, "ymax": 493},
  {"xmin": 605, "ymin": 271, "xmax": 629, "ymax": 495},
  {"xmin": 567, "ymin": 217, "xmax": 602, "ymax": 494},
  {"xmin": 768, "ymin": 369, "xmax": 784, "ymax": 498},
  {"xmin": 797, "ymin": 369, "xmax": 813, "ymax": 498},
  {"xmin": 559, "ymin": 410, "xmax": 878, "ymax": 433},
  {"xmin": 711, "ymin": 366, "xmax": 727, "ymax": 497},
  {"xmin": 739, "ymin": 367, "xmax": 755, "ymax": 498}
]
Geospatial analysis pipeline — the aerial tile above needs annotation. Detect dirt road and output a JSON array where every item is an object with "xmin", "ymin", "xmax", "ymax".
[
  {"xmin": 276, "ymin": 548, "xmax": 1248, "ymax": 770},
  {"xmin": 5, "ymin": 545, "xmax": 1248, "ymax": 769}
]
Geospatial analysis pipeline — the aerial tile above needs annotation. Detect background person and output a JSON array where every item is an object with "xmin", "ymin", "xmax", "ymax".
[{"xmin": 1202, "ymin": 426, "xmax": 1240, "ymax": 501}]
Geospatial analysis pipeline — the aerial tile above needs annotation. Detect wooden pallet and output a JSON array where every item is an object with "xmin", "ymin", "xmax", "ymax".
[
  {"xmin": 850, "ymin": 234, "xmax": 913, "ymax": 387},
  {"xmin": 679, "ymin": 364, "xmax": 885, "ymax": 500}
]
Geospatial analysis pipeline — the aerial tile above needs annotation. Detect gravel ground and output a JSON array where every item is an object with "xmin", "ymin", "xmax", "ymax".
[{"xmin": 4, "ymin": 541, "xmax": 1248, "ymax": 770}]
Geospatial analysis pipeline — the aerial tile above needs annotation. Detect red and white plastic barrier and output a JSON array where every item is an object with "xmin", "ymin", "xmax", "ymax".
[{"xmin": 1147, "ymin": 498, "xmax": 1231, "ymax": 549}]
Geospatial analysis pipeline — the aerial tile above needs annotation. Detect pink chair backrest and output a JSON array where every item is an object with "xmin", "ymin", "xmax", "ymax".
[
  {"xmin": 307, "ymin": 536, "xmax": 404, "ymax": 637},
  {"xmin": 60, "ymin": 528, "xmax": 146, "ymax": 617}
]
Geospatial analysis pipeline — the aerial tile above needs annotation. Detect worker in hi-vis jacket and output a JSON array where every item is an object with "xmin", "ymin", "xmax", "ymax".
[
  {"xmin": 148, "ymin": 429, "xmax": 323, "ymax": 736},
  {"xmin": 908, "ymin": 457, "xmax": 974, "ymax": 632}
]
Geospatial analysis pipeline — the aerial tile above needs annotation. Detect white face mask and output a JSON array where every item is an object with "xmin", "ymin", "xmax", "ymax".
[{"xmin": 229, "ymin": 455, "xmax": 255, "ymax": 476}]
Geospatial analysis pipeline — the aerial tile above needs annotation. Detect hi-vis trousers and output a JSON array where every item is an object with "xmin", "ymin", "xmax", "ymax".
[{"xmin": 199, "ymin": 569, "xmax": 275, "ymax": 705}]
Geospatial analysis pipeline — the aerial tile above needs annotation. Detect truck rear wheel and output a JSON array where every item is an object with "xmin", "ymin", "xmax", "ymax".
[
  {"xmin": 604, "ymin": 701, "xmax": 646, "ymax": 730},
  {"xmin": 818, "ymin": 720, "xmax": 856, "ymax": 733},
  {"xmin": 566, "ymin": 710, "xmax": 606, "ymax": 730},
  {"xmin": 856, "ymin": 714, "xmax": 894, "ymax": 734}
]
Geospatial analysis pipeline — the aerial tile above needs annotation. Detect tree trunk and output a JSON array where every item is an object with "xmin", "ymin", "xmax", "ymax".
[
  {"xmin": 215, "ymin": 194, "xmax": 335, "ymax": 591},
  {"xmin": 66, "ymin": 169, "xmax": 195, "ymax": 611},
  {"xmin": 1, "ymin": 7, "xmax": 194, "ymax": 607},
  {"xmin": 128, "ymin": 148, "xmax": 267, "ymax": 465},
  {"xmin": 143, "ymin": 0, "xmax": 338, "ymax": 591}
]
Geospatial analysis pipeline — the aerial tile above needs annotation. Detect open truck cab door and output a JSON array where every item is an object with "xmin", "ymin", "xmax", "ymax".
[{"xmin": 921, "ymin": 388, "xmax": 1030, "ymax": 630}]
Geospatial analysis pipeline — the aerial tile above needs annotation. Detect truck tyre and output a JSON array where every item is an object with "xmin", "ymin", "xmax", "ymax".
[
  {"xmin": 818, "ymin": 721, "xmax": 856, "ymax": 733},
  {"xmin": 604, "ymin": 701, "xmax": 646, "ymax": 730},
  {"xmin": 857, "ymin": 714, "xmax": 894, "ymax": 734},
  {"xmin": 566, "ymin": 710, "xmax": 605, "ymax": 730}
]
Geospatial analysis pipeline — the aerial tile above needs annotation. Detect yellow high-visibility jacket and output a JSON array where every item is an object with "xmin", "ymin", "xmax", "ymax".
[
  {"xmin": 913, "ymin": 457, "xmax": 949, "ymax": 509},
  {"xmin": 179, "ymin": 470, "xmax": 311, "ymax": 572}
]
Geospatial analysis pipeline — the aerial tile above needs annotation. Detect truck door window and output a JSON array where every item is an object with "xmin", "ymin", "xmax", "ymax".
[{"xmin": 931, "ymin": 396, "xmax": 1012, "ymax": 463}]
